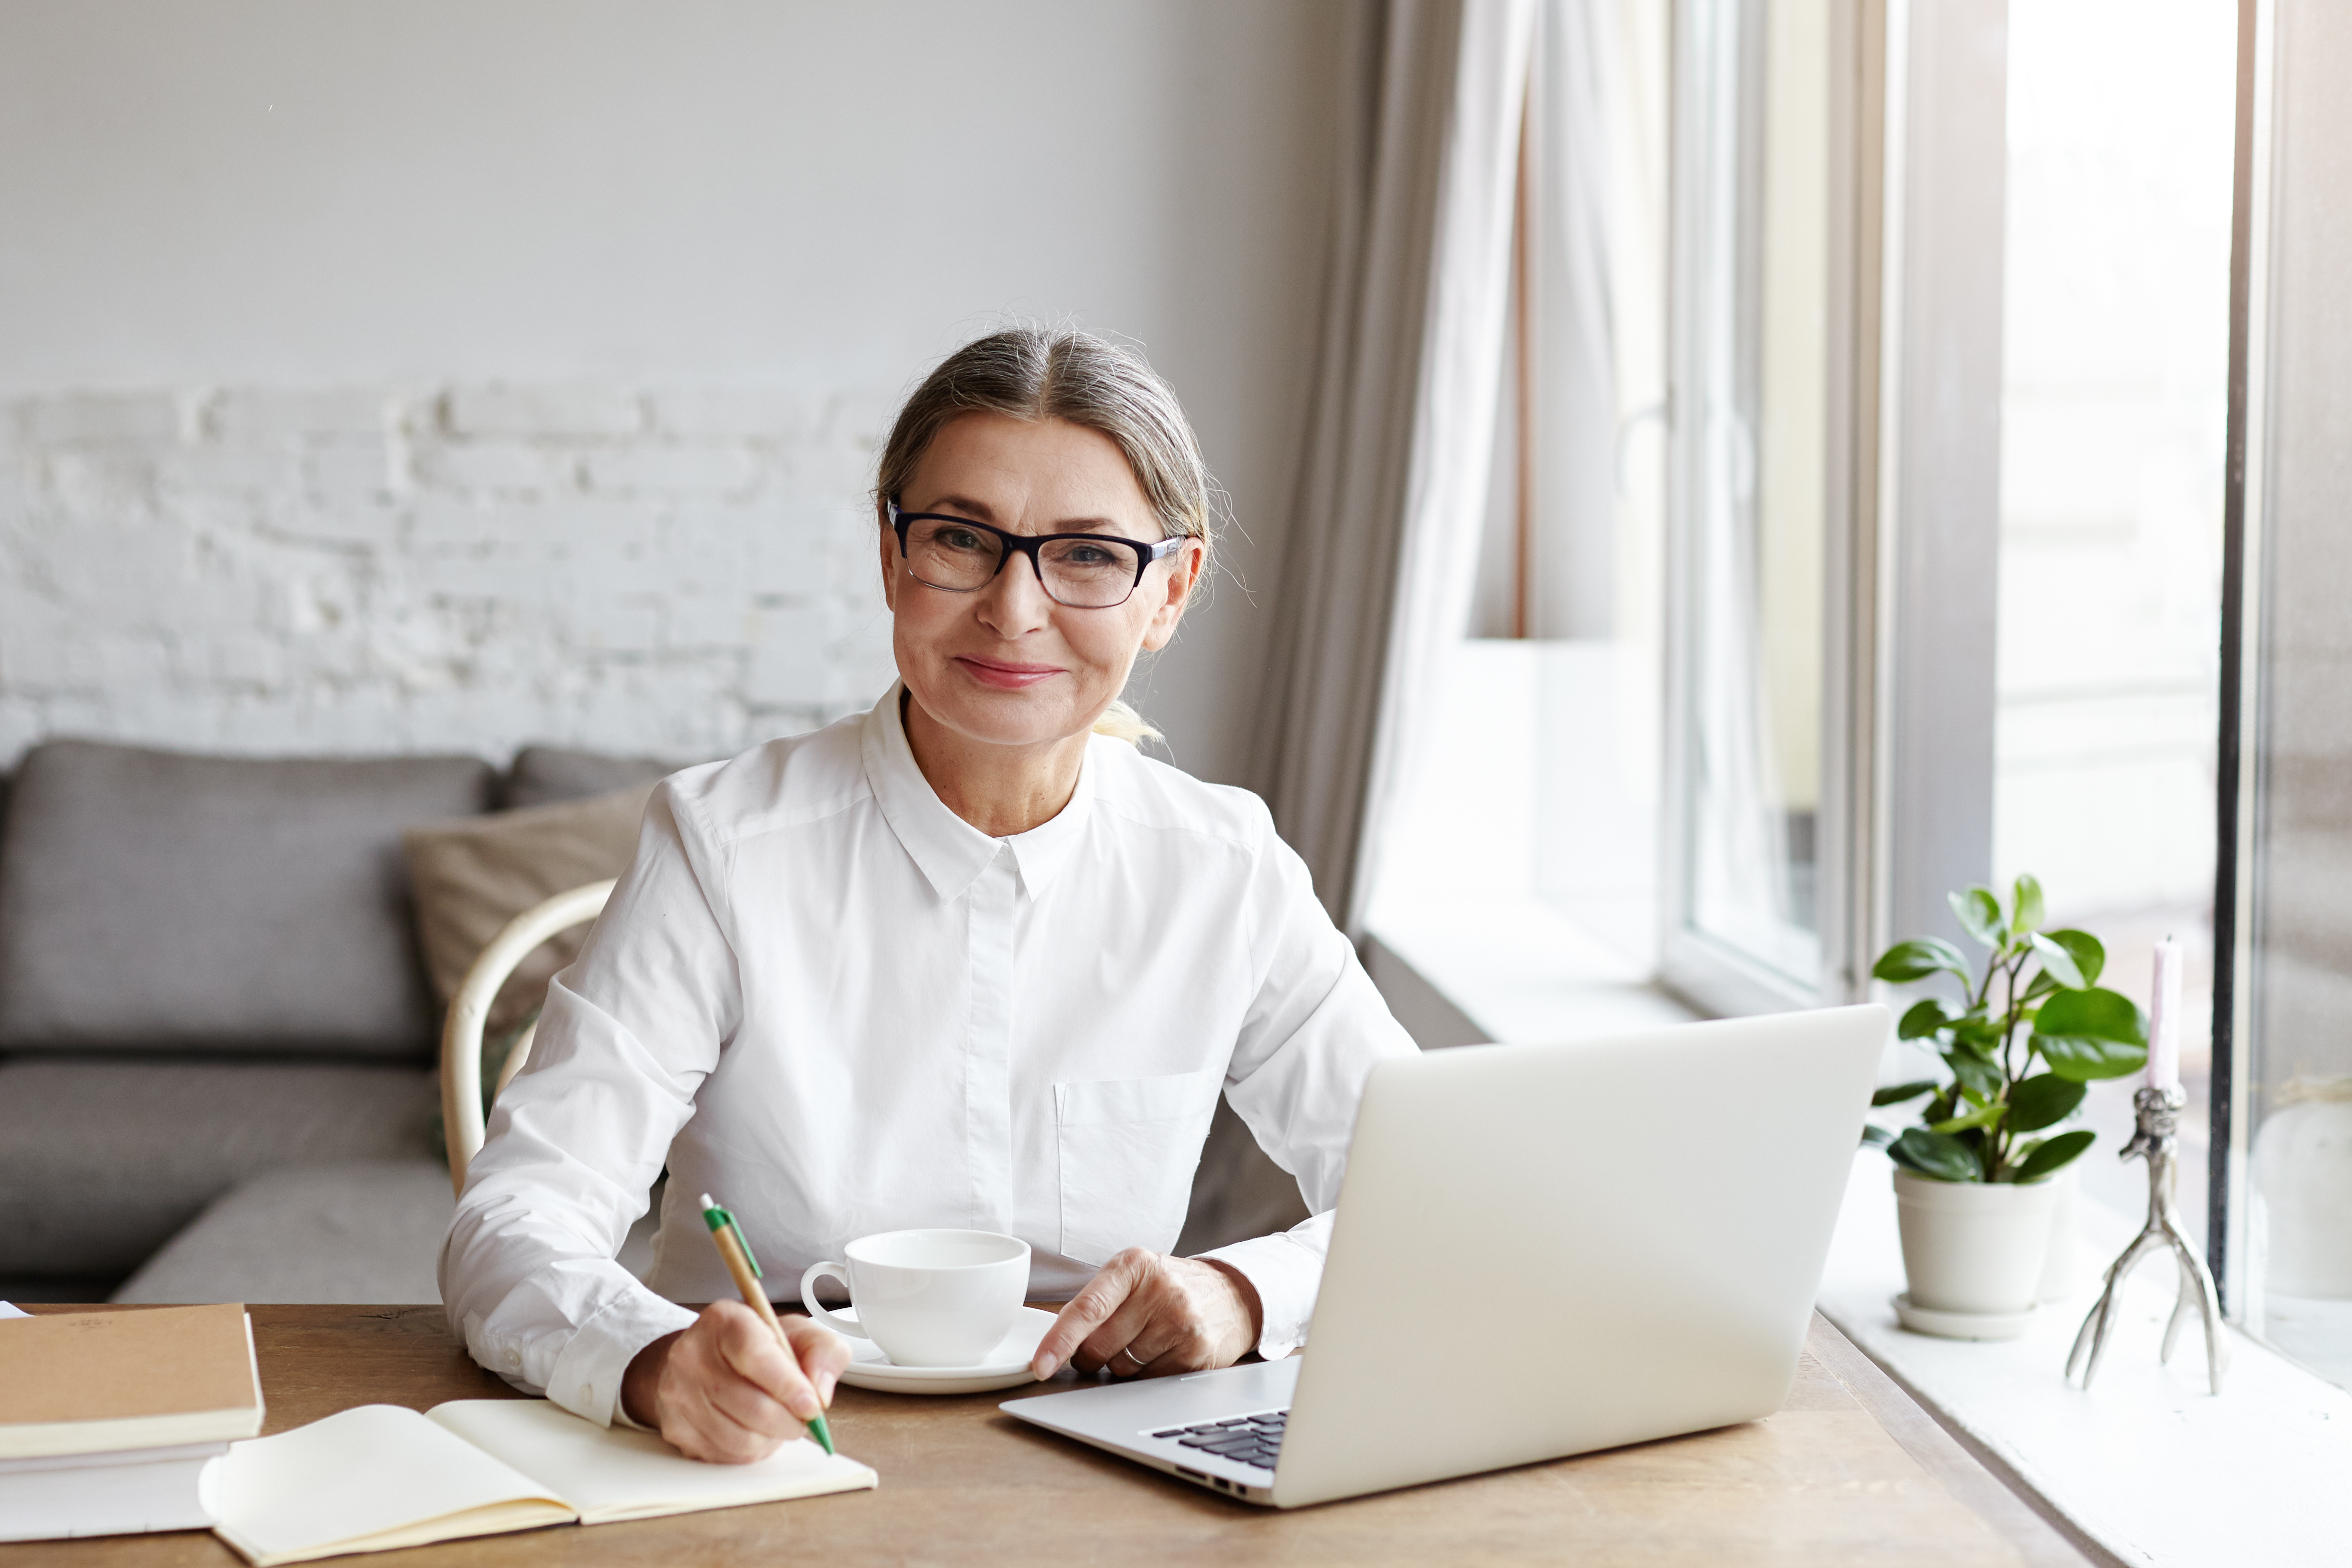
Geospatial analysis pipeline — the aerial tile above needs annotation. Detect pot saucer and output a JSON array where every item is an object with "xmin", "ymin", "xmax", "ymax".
[
  {"xmin": 1893, "ymin": 1292, "xmax": 2036, "ymax": 1341},
  {"xmin": 833, "ymin": 1305, "xmax": 1055, "ymax": 1395}
]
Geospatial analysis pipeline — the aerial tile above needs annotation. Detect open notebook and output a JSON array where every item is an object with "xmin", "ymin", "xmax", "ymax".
[{"xmin": 213, "ymin": 1400, "xmax": 875, "ymax": 1566}]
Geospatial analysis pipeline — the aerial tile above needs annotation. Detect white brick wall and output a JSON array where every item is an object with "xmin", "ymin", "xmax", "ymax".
[{"xmin": 0, "ymin": 382, "xmax": 903, "ymax": 768}]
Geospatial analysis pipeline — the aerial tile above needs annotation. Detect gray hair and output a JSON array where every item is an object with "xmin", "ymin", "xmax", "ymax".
[{"xmin": 875, "ymin": 328, "xmax": 1221, "ymax": 746}]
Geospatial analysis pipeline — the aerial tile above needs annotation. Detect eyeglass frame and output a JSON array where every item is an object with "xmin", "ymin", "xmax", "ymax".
[{"xmin": 886, "ymin": 499, "xmax": 1185, "ymax": 609}]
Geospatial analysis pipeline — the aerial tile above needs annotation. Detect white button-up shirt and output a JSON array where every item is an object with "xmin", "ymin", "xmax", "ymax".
[{"xmin": 440, "ymin": 688, "xmax": 1418, "ymax": 1427}]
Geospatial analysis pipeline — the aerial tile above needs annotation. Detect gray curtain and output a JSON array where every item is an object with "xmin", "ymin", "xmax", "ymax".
[
  {"xmin": 1186, "ymin": 0, "xmax": 1534, "ymax": 1254},
  {"xmin": 1251, "ymin": 0, "xmax": 1535, "ymax": 936}
]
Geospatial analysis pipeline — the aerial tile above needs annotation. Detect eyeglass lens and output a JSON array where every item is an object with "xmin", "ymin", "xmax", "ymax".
[{"xmin": 903, "ymin": 516, "xmax": 1142, "ymax": 608}]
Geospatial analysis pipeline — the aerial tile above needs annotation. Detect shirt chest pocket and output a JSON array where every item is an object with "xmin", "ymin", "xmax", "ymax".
[{"xmin": 1052, "ymin": 1067, "xmax": 1223, "ymax": 1267}]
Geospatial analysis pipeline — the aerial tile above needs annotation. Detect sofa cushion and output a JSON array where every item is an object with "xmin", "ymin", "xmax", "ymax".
[
  {"xmin": 111, "ymin": 1163, "xmax": 661, "ymax": 1305},
  {"xmin": 0, "ymin": 739, "xmax": 494, "ymax": 1055},
  {"xmin": 0, "ymin": 1057, "xmax": 437, "ymax": 1275},
  {"xmin": 112, "ymin": 1160, "xmax": 456, "ymax": 1305},
  {"xmin": 503, "ymin": 745, "xmax": 681, "ymax": 811},
  {"xmin": 403, "ymin": 785, "xmax": 654, "ymax": 1035}
]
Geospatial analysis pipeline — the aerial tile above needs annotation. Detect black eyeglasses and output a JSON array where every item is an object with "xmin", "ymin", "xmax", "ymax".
[{"xmin": 887, "ymin": 501, "xmax": 1183, "ymax": 610}]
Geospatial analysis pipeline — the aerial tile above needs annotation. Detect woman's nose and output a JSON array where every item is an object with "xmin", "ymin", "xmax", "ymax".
[{"xmin": 976, "ymin": 548, "xmax": 1055, "ymax": 633}]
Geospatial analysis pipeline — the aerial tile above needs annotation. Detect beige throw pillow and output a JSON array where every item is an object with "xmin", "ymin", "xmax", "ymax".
[{"xmin": 403, "ymin": 784, "xmax": 655, "ymax": 1035}]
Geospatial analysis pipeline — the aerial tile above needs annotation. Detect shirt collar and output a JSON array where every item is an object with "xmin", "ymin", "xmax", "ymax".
[{"xmin": 859, "ymin": 682, "xmax": 1098, "ymax": 905}]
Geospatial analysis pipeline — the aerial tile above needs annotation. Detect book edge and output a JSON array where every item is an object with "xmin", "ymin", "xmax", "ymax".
[
  {"xmin": 212, "ymin": 1497, "xmax": 579, "ymax": 1568},
  {"xmin": 572, "ymin": 1459, "xmax": 880, "ymax": 1524}
]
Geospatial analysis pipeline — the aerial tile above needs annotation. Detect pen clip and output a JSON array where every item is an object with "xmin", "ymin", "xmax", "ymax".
[
  {"xmin": 700, "ymin": 1198, "xmax": 763, "ymax": 1279},
  {"xmin": 728, "ymin": 1215, "xmax": 762, "ymax": 1279}
]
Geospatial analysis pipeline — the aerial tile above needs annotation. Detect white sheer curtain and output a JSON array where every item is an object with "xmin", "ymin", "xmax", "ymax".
[{"xmin": 1253, "ymin": 0, "xmax": 1537, "ymax": 934}]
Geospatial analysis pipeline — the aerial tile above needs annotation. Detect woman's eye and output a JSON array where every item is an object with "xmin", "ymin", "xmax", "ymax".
[
  {"xmin": 934, "ymin": 527, "xmax": 987, "ymax": 552},
  {"xmin": 1059, "ymin": 544, "xmax": 1116, "ymax": 567}
]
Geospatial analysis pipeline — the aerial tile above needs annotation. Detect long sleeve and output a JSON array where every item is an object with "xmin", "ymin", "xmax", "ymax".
[
  {"xmin": 1194, "ymin": 814, "xmax": 1419, "ymax": 1358},
  {"xmin": 438, "ymin": 782, "xmax": 737, "ymax": 1427}
]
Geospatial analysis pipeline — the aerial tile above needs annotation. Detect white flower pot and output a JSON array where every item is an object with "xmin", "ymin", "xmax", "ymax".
[
  {"xmin": 2255, "ymin": 1092, "xmax": 2352, "ymax": 1298},
  {"xmin": 1894, "ymin": 1169, "xmax": 2061, "ymax": 1317}
]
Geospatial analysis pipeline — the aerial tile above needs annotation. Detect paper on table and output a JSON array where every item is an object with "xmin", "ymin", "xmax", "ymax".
[
  {"xmin": 213, "ymin": 1405, "xmax": 572, "ymax": 1566},
  {"xmin": 426, "ymin": 1399, "xmax": 877, "ymax": 1523},
  {"xmin": 0, "ymin": 1303, "xmax": 29, "ymax": 1320}
]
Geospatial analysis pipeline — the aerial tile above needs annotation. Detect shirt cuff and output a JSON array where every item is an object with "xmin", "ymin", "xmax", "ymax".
[
  {"xmin": 1195, "ymin": 1231, "xmax": 1325, "ymax": 1361},
  {"xmin": 544, "ymin": 1287, "xmax": 699, "ymax": 1429}
]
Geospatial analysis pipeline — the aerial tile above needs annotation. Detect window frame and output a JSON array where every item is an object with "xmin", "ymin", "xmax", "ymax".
[{"xmin": 1660, "ymin": 0, "xmax": 2005, "ymax": 1022}]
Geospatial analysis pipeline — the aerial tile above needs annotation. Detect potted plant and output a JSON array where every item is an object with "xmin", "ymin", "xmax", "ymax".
[{"xmin": 1868, "ymin": 874, "xmax": 2148, "ymax": 1337}]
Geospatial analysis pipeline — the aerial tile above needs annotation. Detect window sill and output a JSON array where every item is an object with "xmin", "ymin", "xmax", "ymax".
[
  {"xmin": 1363, "ymin": 894, "xmax": 1695, "ymax": 1050},
  {"xmin": 1821, "ymin": 1149, "xmax": 2352, "ymax": 1568}
]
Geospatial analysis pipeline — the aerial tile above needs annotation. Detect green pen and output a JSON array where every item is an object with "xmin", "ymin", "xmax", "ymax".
[{"xmin": 700, "ymin": 1193, "xmax": 836, "ymax": 1456}]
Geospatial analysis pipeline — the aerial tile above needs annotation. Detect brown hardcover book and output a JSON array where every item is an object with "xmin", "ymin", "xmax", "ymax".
[{"xmin": 0, "ymin": 1304, "xmax": 264, "ymax": 1459}]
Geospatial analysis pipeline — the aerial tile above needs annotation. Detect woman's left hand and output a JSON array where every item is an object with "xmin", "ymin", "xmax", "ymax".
[{"xmin": 1030, "ymin": 1248, "xmax": 1263, "ymax": 1380}]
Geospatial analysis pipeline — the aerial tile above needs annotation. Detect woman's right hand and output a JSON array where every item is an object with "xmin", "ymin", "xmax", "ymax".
[{"xmin": 621, "ymin": 1300, "xmax": 850, "ymax": 1463}]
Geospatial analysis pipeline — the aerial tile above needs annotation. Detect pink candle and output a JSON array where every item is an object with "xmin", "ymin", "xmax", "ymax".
[{"xmin": 2147, "ymin": 938, "xmax": 2182, "ymax": 1092}]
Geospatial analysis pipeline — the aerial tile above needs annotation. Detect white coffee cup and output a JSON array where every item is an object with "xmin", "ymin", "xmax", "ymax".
[{"xmin": 797, "ymin": 1229, "xmax": 1030, "ymax": 1368}]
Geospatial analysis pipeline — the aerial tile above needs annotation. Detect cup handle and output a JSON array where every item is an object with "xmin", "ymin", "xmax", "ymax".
[{"xmin": 797, "ymin": 1261, "xmax": 866, "ymax": 1340}]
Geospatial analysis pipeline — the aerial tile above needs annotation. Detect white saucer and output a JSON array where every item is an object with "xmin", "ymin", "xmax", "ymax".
[
  {"xmin": 832, "ymin": 1305, "xmax": 1056, "ymax": 1395},
  {"xmin": 1892, "ymin": 1292, "xmax": 2037, "ymax": 1341}
]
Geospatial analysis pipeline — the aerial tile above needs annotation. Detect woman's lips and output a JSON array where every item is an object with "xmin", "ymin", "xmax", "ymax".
[{"xmin": 954, "ymin": 655, "xmax": 1066, "ymax": 691}]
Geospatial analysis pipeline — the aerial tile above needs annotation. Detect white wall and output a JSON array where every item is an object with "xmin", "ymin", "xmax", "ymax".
[{"xmin": 0, "ymin": 0, "xmax": 1345, "ymax": 778}]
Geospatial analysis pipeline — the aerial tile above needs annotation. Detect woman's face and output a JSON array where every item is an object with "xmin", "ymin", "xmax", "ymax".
[{"xmin": 879, "ymin": 412, "xmax": 1204, "ymax": 753}]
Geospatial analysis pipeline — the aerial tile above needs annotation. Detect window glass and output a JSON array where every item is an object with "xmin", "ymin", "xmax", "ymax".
[
  {"xmin": 1671, "ymin": 0, "xmax": 1830, "ymax": 995},
  {"xmin": 1991, "ymin": 0, "xmax": 2236, "ymax": 1230},
  {"xmin": 2237, "ymin": 0, "xmax": 2352, "ymax": 1391}
]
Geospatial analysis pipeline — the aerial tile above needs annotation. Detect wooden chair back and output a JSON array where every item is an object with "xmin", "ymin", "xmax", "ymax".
[{"xmin": 440, "ymin": 879, "xmax": 614, "ymax": 1194}]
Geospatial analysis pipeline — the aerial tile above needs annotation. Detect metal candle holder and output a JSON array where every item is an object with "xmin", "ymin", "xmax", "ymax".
[{"xmin": 2066, "ymin": 1085, "xmax": 2226, "ymax": 1393}]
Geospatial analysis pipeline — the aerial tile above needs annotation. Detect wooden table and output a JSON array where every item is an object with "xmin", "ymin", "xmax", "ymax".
[{"xmin": 9, "ymin": 1305, "xmax": 2090, "ymax": 1567}]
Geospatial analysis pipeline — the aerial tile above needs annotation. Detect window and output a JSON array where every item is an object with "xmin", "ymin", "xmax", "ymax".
[
  {"xmin": 1993, "ymin": 1, "xmax": 2237, "ymax": 1236},
  {"xmin": 1368, "ymin": 0, "xmax": 2352, "ymax": 1420},
  {"xmin": 1661, "ymin": 0, "xmax": 1844, "ymax": 1011},
  {"xmin": 1369, "ymin": 0, "xmax": 1677, "ymax": 1003},
  {"xmin": 2220, "ymin": 0, "xmax": 2352, "ymax": 1392}
]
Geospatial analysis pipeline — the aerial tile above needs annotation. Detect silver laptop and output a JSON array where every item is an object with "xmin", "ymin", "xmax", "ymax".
[{"xmin": 1002, "ymin": 1004, "xmax": 1888, "ymax": 1508}]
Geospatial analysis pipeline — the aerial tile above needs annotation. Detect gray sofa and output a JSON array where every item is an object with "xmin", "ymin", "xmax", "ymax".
[
  {"xmin": 0, "ymin": 738, "xmax": 673, "ymax": 1303},
  {"xmin": 0, "ymin": 736, "xmax": 1306, "ymax": 1306}
]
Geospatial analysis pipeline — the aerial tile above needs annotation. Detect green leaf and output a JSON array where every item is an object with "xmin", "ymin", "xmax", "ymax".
[
  {"xmin": 2012, "ymin": 874, "xmax": 2045, "ymax": 935},
  {"xmin": 2006, "ymin": 1073, "xmax": 2088, "ymax": 1132},
  {"xmin": 2037, "ymin": 1034, "xmax": 2149, "ymax": 1081},
  {"xmin": 2011, "ymin": 1129, "xmax": 2097, "ymax": 1183},
  {"xmin": 1946, "ymin": 1045, "xmax": 2004, "ymax": 1100},
  {"xmin": 1861, "ymin": 1123, "xmax": 1896, "ymax": 1150},
  {"xmin": 2032, "ymin": 986, "xmax": 2150, "ymax": 1080},
  {"xmin": 1874, "ymin": 937, "xmax": 1973, "ymax": 985},
  {"xmin": 1872, "ymin": 1079, "xmax": 1939, "ymax": 1107},
  {"xmin": 1889, "ymin": 1128, "xmax": 1982, "ymax": 1182},
  {"xmin": 1949, "ymin": 887, "xmax": 2008, "ymax": 950},
  {"xmin": 2029, "ymin": 932, "xmax": 2088, "ymax": 990},
  {"xmin": 1951, "ymin": 1014, "xmax": 2004, "ymax": 1051},
  {"xmin": 1931, "ymin": 1101, "xmax": 2008, "ymax": 1136},
  {"xmin": 2042, "ymin": 928, "xmax": 2105, "ymax": 987},
  {"xmin": 1898, "ymin": 999, "xmax": 1958, "ymax": 1040}
]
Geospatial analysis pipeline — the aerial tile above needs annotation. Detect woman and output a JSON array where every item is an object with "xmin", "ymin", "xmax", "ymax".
[{"xmin": 441, "ymin": 328, "xmax": 1416, "ymax": 1463}]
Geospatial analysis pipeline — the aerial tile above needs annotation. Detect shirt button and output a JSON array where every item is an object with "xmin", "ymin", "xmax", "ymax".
[{"xmin": 505, "ymin": 1349, "xmax": 522, "ymax": 1369}]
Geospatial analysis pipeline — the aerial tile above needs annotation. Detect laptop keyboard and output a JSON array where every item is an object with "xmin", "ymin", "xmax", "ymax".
[{"xmin": 1153, "ymin": 1409, "xmax": 1288, "ymax": 1471}]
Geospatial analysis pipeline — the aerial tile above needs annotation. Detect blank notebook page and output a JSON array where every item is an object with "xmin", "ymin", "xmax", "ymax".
[
  {"xmin": 215, "ymin": 1405, "xmax": 572, "ymax": 1565},
  {"xmin": 426, "ymin": 1399, "xmax": 877, "ymax": 1523}
]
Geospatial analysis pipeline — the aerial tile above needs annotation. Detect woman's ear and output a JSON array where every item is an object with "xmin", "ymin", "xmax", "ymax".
[{"xmin": 1139, "ymin": 538, "xmax": 1206, "ymax": 652}]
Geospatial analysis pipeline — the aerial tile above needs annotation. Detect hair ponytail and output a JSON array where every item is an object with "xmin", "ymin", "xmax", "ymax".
[{"xmin": 1090, "ymin": 698, "xmax": 1162, "ymax": 748}]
